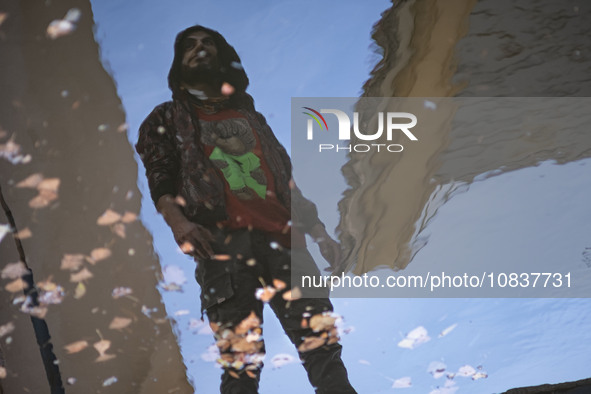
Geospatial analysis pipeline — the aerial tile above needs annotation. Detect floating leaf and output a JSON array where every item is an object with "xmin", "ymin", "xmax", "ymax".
[
  {"xmin": 230, "ymin": 337, "xmax": 259, "ymax": 353},
  {"xmin": 112, "ymin": 223, "xmax": 126, "ymax": 239},
  {"xmin": 112, "ymin": 287, "xmax": 132, "ymax": 299},
  {"xmin": 64, "ymin": 340, "xmax": 88, "ymax": 354},
  {"xmin": 70, "ymin": 268, "xmax": 93, "ymax": 283},
  {"xmin": 297, "ymin": 336, "xmax": 325, "ymax": 352},
  {"xmin": 29, "ymin": 189, "xmax": 58, "ymax": 209},
  {"xmin": 73, "ymin": 282, "xmax": 86, "ymax": 299},
  {"xmin": 61, "ymin": 254, "xmax": 85, "ymax": 271},
  {"xmin": 15, "ymin": 227, "xmax": 32, "ymax": 239},
  {"xmin": 255, "ymin": 286, "xmax": 276, "ymax": 302},
  {"xmin": 37, "ymin": 277, "xmax": 57, "ymax": 291},
  {"xmin": 37, "ymin": 178, "xmax": 60, "ymax": 193},
  {"xmin": 179, "ymin": 241, "xmax": 194, "ymax": 254},
  {"xmin": 117, "ymin": 123, "xmax": 128, "ymax": 133},
  {"xmin": 0, "ymin": 322, "xmax": 15, "ymax": 338},
  {"xmin": 96, "ymin": 209, "xmax": 121, "ymax": 226},
  {"xmin": 1, "ymin": 262, "xmax": 28, "ymax": 279},
  {"xmin": 309, "ymin": 313, "xmax": 337, "ymax": 332},
  {"xmin": 94, "ymin": 339, "xmax": 116, "ymax": 362},
  {"xmin": 234, "ymin": 311, "xmax": 261, "ymax": 335},
  {"xmin": 109, "ymin": 317, "xmax": 132, "ymax": 330},
  {"xmin": 25, "ymin": 306, "xmax": 48, "ymax": 319},
  {"xmin": 38, "ymin": 283, "xmax": 65, "ymax": 305},
  {"xmin": 228, "ymin": 371, "xmax": 240, "ymax": 379},
  {"xmin": 282, "ymin": 286, "xmax": 302, "ymax": 301},
  {"xmin": 89, "ymin": 248, "xmax": 111, "ymax": 264},
  {"xmin": 272, "ymin": 279, "xmax": 286, "ymax": 291},
  {"xmin": 5, "ymin": 278, "xmax": 27, "ymax": 293},
  {"xmin": 120, "ymin": 211, "xmax": 137, "ymax": 223},
  {"xmin": 16, "ymin": 173, "xmax": 43, "ymax": 188},
  {"xmin": 46, "ymin": 9, "xmax": 80, "ymax": 39}
]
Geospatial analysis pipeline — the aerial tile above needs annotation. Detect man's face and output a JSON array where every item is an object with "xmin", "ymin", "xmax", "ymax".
[{"xmin": 181, "ymin": 31, "xmax": 219, "ymax": 70}]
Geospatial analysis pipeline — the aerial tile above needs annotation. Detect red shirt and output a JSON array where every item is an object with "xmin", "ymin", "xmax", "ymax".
[{"xmin": 196, "ymin": 107, "xmax": 303, "ymax": 247}]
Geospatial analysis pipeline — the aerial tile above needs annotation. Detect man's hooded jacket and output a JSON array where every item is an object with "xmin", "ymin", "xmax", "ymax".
[{"xmin": 135, "ymin": 25, "xmax": 322, "ymax": 233}]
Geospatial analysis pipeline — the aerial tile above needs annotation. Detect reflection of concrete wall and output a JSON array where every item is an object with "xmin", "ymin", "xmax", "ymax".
[
  {"xmin": 0, "ymin": 2, "xmax": 191, "ymax": 393},
  {"xmin": 338, "ymin": 0, "xmax": 591, "ymax": 273}
]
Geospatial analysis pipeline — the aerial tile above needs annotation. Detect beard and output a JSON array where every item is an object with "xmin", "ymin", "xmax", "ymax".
[{"xmin": 180, "ymin": 63, "xmax": 223, "ymax": 87}]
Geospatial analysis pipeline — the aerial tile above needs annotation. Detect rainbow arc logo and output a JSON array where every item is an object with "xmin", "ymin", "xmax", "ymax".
[{"xmin": 302, "ymin": 107, "xmax": 328, "ymax": 139}]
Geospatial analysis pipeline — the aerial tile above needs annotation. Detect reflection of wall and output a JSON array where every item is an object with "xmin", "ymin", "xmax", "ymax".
[
  {"xmin": 338, "ymin": 0, "xmax": 591, "ymax": 274},
  {"xmin": 0, "ymin": 2, "xmax": 191, "ymax": 393}
]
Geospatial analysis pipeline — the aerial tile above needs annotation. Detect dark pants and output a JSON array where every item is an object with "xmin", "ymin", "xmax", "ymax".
[{"xmin": 196, "ymin": 229, "xmax": 357, "ymax": 394}]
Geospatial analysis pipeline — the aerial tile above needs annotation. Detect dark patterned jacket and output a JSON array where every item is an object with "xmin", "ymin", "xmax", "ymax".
[{"xmin": 135, "ymin": 97, "xmax": 322, "ymax": 233}]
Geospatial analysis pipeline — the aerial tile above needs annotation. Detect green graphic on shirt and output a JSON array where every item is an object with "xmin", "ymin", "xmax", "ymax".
[{"xmin": 209, "ymin": 147, "xmax": 267, "ymax": 199}]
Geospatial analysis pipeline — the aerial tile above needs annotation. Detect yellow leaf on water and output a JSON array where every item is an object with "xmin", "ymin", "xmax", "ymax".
[
  {"xmin": 5, "ymin": 278, "xmax": 27, "ymax": 293},
  {"xmin": 309, "ymin": 313, "xmax": 337, "ymax": 332},
  {"xmin": 64, "ymin": 340, "xmax": 89, "ymax": 354},
  {"xmin": 228, "ymin": 371, "xmax": 240, "ymax": 379},
  {"xmin": 108, "ymin": 317, "xmax": 132, "ymax": 330},
  {"xmin": 70, "ymin": 268, "xmax": 93, "ymax": 283},
  {"xmin": 96, "ymin": 209, "xmax": 121, "ymax": 226},
  {"xmin": 89, "ymin": 248, "xmax": 111, "ymax": 264},
  {"xmin": 28, "ymin": 190, "xmax": 58, "ymax": 209},
  {"xmin": 113, "ymin": 223, "xmax": 126, "ymax": 239},
  {"xmin": 282, "ymin": 287, "xmax": 302, "ymax": 301},
  {"xmin": 95, "ymin": 354, "xmax": 117, "ymax": 363},
  {"xmin": 272, "ymin": 279, "xmax": 286, "ymax": 291},
  {"xmin": 15, "ymin": 227, "xmax": 32, "ymax": 239},
  {"xmin": 73, "ymin": 282, "xmax": 86, "ymax": 299},
  {"xmin": 37, "ymin": 178, "xmax": 60, "ymax": 193},
  {"xmin": 235, "ymin": 311, "xmax": 261, "ymax": 335},
  {"xmin": 120, "ymin": 212, "xmax": 137, "ymax": 223},
  {"xmin": 297, "ymin": 336, "xmax": 326, "ymax": 352},
  {"xmin": 61, "ymin": 254, "xmax": 85, "ymax": 271},
  {"xmin": 16, "ymin": 173, "xmax": 43, "ymax": 189},
  {"xmin": 1, "ymin": 261, "xmax": 28, "ymax": 280},
  {"xmin": 93, "ymin": 339, "xmax": 111, "ymax": 355},
  {"xmin": 93, "ymin": 339, "xmax": 116, "ymax": 362},
  {"xmin": 37, "ymin": 278, "xmax": 57, "ymax": 291}
]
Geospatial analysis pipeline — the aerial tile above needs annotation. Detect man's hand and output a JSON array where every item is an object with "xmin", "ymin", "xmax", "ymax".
[
  {"xmin": 310, "ymin": 224, "xmax": 345, "ymax": 275},
  {"xmin": 171, "ymin": 219, "xmax": 215, "ymax": 260},
  {"xmin": 157, "ymin": 194, "xmax": 215, "ymax": 260}
]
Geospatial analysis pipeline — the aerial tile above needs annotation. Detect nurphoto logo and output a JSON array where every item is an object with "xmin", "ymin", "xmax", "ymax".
[{"xmin": 302, "ymin": 107, "xmax": 418, "ymax": 153}]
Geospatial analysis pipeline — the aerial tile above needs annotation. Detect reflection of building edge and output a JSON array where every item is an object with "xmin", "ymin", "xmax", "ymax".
[
  {"xmin": 0, "ymin": 2, "xmax": 192, "ymax": 393},
  {"xmin": 338, "ymin": 0, "xmax": 477, "ymax": 274},
  {"xmin": 337, "ymin": 0, "xmax": 591, "ymax": 277}
]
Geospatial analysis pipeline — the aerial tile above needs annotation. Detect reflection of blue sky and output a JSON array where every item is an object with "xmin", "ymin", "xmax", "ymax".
[{"xmin": 90, "ymin": 1, "xmax": 591, "ymax": 393}]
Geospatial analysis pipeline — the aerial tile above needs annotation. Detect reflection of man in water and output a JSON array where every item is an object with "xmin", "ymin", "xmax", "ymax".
[{"xmin": 136, "ymin": 25, "xmax": 356, "ymax": 394}]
